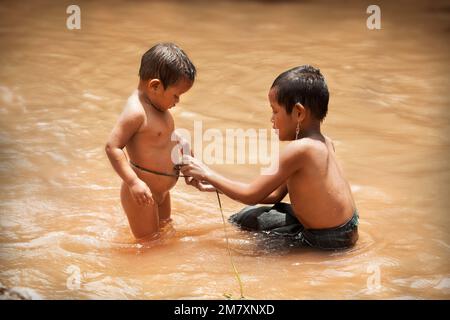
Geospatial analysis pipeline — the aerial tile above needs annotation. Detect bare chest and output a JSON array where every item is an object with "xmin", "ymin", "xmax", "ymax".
[{"xmin": 138, "ymin": 111, "xmax": 176, "ymax": 146}]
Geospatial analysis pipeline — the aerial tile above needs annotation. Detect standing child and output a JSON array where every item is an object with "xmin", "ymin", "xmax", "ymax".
[{"xmin": 105, "ymin": 43, "xmax": 196, "ymax": 240}]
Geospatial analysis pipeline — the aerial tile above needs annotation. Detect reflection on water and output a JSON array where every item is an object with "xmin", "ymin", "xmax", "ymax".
[{"xmin": 0, "ymin": 0, "xmax": 449, "ymax": 299}]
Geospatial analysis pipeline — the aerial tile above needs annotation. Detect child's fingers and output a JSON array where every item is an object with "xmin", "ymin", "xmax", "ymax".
[
  {"xmin": 194, "ymin": 180, "xmax": 203, "ymax": 190},
  {"xmin": 198, "ymin": 182, "xmax": 214, "ymax": 192},
  {"xmin": 134, "ymin": 192, "xmax": 150, "ymax": 206},
  {"xmin": 140, "ymin": 195, "xmax": 147, "ymax": 206},
  {"xmin": 186, "ymin": 177, "xmax": 197, "ymax": 188},
  {"xmin": 142, "ymin": 194, "xmax": 149, "ymax": 206},
  {"xmin": 180, "ymin": 164, "xmax": 193, "ymax": 175},
  {"xmin": 134, "ymin": 195, "xmax": 143, "ymax": 206},
  {"xmin": 145, "ymin": 191, "xmax": 154, "ymax": 205},
  {"xmin": 181, "ymin": 155, "xmax": 194, "ymax": 165}
]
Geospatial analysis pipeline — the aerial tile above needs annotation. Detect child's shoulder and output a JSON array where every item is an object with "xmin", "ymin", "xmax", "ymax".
[
  {"xmin": 117, "ymin": 91, "xmax": 147, "ymax": 127},
  {"xmin": 323, "ymin": 135, "xmax": 336, "ymax": 152},
  {"xmin": 122, "ymin": 91, "xmax": 146, "ymax": 116},
  {"xmin": 285, "ymin": 135, "xmax": 334, "ymax": 158},
  {"xmin": 124, "ymin": 90, "xmax": 144, "ymax": 110}
]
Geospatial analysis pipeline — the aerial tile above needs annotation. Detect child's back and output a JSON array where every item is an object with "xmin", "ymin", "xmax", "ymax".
[{"xmin": 286, "ymin": 135, "xmax": 355, "ymax": 229}]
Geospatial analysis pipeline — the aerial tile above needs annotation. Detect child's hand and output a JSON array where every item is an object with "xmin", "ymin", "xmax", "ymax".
[
  {"xmin": 128, "ymin": 179, "xmax": 154, "ymax": 206},
  {"xmin": 185, "ymin": 176, "xmax": 217, "ymax": 192},
  {"xmin": 180, "ymin": 155, "xmax": 212, "ymax": 181},
  {"xmin": 196, "ymin": 181, "xmax": 217, "ymax": 192}
]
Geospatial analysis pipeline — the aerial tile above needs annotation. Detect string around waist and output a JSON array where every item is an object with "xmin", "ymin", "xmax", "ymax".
[{"xmin": 130, "ymin": 161, "xmax": 188, "ymax": 178}]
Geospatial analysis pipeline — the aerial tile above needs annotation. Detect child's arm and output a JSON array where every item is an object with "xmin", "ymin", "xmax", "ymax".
[
  {"xmin": 172, "ymin": 130, "xmax": 218, "ymax": 193},
  {"xmin": 105, "ymin": 107, "xmax": 153, "ymax": 206},
  {"xmin": 181, "ymin": 142, "xmax": 304, "ymax": 205},
  {"xmin": 259, "ymin": 183, "xmax": 288, "ymax": 204},
  {"xmin": 186, "ymin": 178, "xmax": 218, "ymax": 192}
]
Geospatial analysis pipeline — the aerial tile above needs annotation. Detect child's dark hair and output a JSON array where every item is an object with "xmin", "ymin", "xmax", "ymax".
[
  {"xmin": 139, "ymin": 43, "xmax": 196, "ymax": 88},
  {"xmin": 271, "ymin": 65, "xmax": 329, "ymax": 121}
]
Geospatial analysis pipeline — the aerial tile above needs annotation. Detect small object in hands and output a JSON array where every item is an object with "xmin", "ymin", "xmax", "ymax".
[{"xmin": 173, "ymin": 163, "xmax": 188, "ymax": 172}]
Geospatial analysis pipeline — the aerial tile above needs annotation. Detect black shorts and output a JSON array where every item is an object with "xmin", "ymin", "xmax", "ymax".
[{"xmin": 229, "ymin": 202, "xmax": 359, "ymax": 250}]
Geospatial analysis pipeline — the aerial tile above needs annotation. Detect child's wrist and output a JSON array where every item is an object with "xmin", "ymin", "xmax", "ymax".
[
  {"xmin": 126, "ymin": 177, "xmax": 141, "ymax": 187},
  {"xmin": 204, "ymin": 170, "xmax": 215, "ymax": 183}
]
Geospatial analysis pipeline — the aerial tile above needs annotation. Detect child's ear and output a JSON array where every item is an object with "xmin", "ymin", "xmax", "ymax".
[
  {"xmin": 294, "ymin": 103, "xmax": 306, "ymax": 122},
  {"xmin": 148, "ymin": 79, "xmax": 163, "ymax": 91}
]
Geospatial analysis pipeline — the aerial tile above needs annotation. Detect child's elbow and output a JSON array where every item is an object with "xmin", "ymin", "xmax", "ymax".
[
  {"xmin": 241, "ymin": 192, "xmax": 261, "ymax": 206},
  {"xmin": 243, "ymin": 199, "xmax": 259, "ymax": 206},
  {"xmin": 104, "ymin": 142, "xmax": 116, "ymax": 155}
]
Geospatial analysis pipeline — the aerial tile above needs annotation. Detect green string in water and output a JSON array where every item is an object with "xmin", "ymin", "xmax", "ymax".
[
  {"xmin": 130, "ymin": 158, "xmax": 244, "ymax": 299},
  {"xmin": 216, "ymin": 190, "xmax": 245, "ymax": 300}
]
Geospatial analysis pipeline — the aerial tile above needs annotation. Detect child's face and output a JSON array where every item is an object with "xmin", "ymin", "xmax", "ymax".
[
  {"xmin": 149, "ymin": 78, "xmax": 193, "ymax": 111},
  {"xmin": 268, "ymin": 88, "xmax": 297, "ymax": 141}
]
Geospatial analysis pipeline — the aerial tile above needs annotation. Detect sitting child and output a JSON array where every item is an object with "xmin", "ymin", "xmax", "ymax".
[
  {"xmin": 105, "ymin": 43, "xmax": 196, "ymax": 240},
  {"xmin": 181, "ymin": 65, "xmax": 359, "ymax": 250}
]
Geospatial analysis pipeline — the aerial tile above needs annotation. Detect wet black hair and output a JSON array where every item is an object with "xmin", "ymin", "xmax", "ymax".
[
  {"xmin": 139, "ymin": 43, "xmax": 196, "ymax": 88},
  {"xmin": 271, "ymin": 65, "xmax": 329, "ymax": 121}
]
